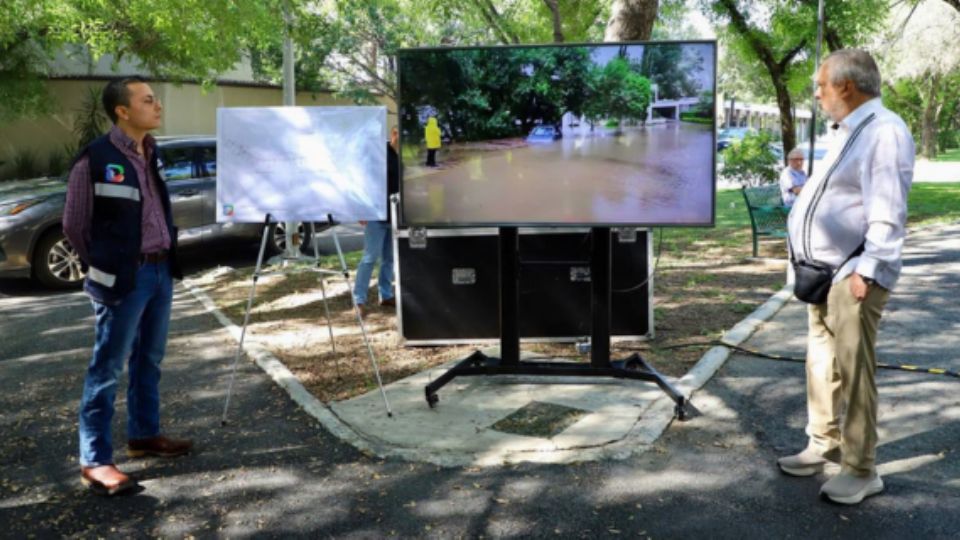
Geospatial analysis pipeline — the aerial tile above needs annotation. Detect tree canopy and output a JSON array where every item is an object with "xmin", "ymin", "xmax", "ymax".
[{"xmin": 0, "ymin": 0, "xmax": 284, "ymax": 121}]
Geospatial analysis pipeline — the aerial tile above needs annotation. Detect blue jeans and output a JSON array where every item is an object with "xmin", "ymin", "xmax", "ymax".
[
  {"xmin": 353, "ymin": 221, "xmax": 394, "ymax": 305},
  {"xmin": 78, "ymin": 261, "xmax": 173, "ymax": 467}
]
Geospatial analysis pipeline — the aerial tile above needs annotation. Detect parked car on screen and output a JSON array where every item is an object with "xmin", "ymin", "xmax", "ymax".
[
  {"xmin": 526, "ymin": 125, "xmax": 562, "ymax": 143},
  {"xmin": 0, "ymin": 136, "xmax": 313, "ymax": 288}
]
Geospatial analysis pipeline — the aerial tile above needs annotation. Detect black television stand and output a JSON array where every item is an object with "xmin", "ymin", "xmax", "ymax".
[{"xmin": 424, "ymin": 226, "xmax": 688, "ymax": 420}]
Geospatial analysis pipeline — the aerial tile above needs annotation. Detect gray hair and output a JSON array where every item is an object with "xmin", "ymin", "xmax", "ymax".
[
  {"xmin": 787, "ymin": 147, "xmax": 805, "ymax": 160},
  {"xmin": 823, "ymin": 49, "xmax": 881, "ymax": 97}
]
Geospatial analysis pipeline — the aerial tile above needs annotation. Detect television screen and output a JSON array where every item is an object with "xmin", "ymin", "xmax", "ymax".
[{"xmin": 397, "ymin": 40, "xmax": 717, "ymax": 227}]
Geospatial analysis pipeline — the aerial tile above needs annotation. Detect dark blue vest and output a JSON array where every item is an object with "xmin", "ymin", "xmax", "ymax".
[{"xmin": 81, "ymin": 134, "xmax": 181, "ymax": 305}]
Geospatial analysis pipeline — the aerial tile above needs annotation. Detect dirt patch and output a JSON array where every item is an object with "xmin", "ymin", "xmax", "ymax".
[{"xmin": 187, "ymin": 243, "xmax": 788, "ymax": 403}]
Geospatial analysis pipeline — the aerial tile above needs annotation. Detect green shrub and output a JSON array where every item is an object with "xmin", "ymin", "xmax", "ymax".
[
  {"xmin": 47, "ymin": 149, "xmax": 68, "ymax": 177},
  {"xmin": 12, "ymin": 149, "xmax": 43, "ymax": 179},
  {"xmin": 604, "ymin": 119, "xmax": 620, "ymax": 128},
  {"xmin": 938, "ymin": 130, "xmax": 958, "ymax": 153},
  {"xmin": 719, "ymin": 132, "xmax": 780, "ymax": 187},
  {"xmin": 680, "ymin": 112, "xmax": 713, "ymax": 124}
]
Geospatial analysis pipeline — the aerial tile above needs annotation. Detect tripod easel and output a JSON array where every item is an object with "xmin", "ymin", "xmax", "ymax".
[{"xmin": 220, "ymin": 213, "xmax": 393, "ymax": 425}]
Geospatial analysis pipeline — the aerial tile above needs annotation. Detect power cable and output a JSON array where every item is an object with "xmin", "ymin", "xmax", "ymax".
[{"xmin": 614, "ymin": 340, "xmax": 960, "ymax": 380}]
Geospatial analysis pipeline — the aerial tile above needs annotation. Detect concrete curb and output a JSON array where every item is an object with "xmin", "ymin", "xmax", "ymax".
[{"xmin": 181, "ymin": 278, "xmax": 796, "ymax": 466}]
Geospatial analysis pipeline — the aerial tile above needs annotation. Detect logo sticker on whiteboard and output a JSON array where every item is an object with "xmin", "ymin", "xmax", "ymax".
[
  {"xmin": 105, "ymin": 164, "xmax": 125, "ymax": 183},
  {"xmin": 223, "ymin": 204, "xmax": 234, "ymax": 217}
]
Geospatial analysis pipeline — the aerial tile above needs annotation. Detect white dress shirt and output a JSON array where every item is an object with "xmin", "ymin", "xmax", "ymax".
[{"xmin": 787, "ymin": 98, "xmax": 914, "ymax": 291}]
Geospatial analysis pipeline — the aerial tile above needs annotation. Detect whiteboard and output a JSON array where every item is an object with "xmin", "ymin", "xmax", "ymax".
[{"xmin": 216, "ymin": 106, "xmax": 387, "ymax": 223}]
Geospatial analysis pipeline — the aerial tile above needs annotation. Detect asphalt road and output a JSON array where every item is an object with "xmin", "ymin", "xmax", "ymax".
[{"xmin": 0, "ymin": 224, "xmax": 957, "ymax": 538}]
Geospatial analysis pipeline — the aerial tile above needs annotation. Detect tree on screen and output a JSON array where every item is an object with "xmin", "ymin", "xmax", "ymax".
[{"xmin": 593, "ymin": 58, "xmax": 653, "ymax": 134}]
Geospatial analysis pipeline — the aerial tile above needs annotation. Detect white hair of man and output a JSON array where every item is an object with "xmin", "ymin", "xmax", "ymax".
[
  {"xmin": 787, "ymin": 147, "xmax": 805, "ymax": 160},
  {"xmin": 823, "ymin": 49, "xmax": 881, "ymax": 97}
]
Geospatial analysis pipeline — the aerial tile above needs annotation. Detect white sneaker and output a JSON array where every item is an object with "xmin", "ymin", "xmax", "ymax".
[
  {"xmin": 777, "ymin": 448, "xmax": 840, "ymax": 477},
  {"xmin": 820, "ymin": 470, "xmax": 884, "ymax": 505}
]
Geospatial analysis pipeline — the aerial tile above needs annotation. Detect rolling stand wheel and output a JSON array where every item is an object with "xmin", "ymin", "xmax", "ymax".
[
  {"xmin": 426, "ymin": 392, "xmax": 439, "ymax": 408},
  {"xmin": 675, "ymin": 404, "xmax": 687, "ymax": 421}
]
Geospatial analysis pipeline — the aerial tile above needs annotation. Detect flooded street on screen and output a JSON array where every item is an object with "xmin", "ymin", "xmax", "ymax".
[{"xmin": 402, "ymin": 122, "xmax": 715, "ymax": 225}]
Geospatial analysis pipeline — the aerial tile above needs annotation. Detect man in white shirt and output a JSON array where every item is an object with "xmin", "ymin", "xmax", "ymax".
[
  {"xmin": 779, "ymin": 147, "xmax": 807, "ymax": 206},
  {"xmin": 778, "ymin": 49, "xmax": 914, "ymax": 505}
]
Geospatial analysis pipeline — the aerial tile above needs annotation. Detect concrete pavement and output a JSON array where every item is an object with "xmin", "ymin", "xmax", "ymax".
[{"xmin": 0, "ymin": 223, "xmax": 957, "ymax": 537}]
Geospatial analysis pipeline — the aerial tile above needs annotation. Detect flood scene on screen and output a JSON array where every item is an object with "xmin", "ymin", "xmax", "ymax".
[{"xmin": 398, "ymin": 41, "xmax": 716, "ymax": 226}]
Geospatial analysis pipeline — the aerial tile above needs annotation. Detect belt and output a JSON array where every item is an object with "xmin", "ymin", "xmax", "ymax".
[{"xmin": 140, "ymin": 250, "xmax": 169, "ymax": 264}]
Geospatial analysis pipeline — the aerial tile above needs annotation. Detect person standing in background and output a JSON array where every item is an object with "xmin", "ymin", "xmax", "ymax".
[
  {"xmin": 353, "ymin": 126, "xmax": 401, "ymax": 317},
  {"xmin": 424, "ymin": 116, "xmax": 441, "ymax": 167}
]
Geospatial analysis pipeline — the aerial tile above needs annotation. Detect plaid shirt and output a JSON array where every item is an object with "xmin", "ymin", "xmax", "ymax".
[{"xmin": 63, "ymin": 126, "xmax": 171, "ymax": 263}]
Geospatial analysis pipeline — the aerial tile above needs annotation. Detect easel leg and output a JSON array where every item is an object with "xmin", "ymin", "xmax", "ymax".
[
  {"xmin": 329, "ymin": 215, "xmax": 393, "ymax": 417},
  {"xmin": 221, "ymin": 214, "xmax": 273, "ymax": 426},
  {"xmin": 310, "ymin": 222, "xmax": 341, "ymax": 378}
]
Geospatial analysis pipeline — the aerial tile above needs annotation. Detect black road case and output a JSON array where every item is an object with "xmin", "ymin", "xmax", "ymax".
[{"xmin": 393, "ymin": 227, "xmax": 652, "ymax": 345}]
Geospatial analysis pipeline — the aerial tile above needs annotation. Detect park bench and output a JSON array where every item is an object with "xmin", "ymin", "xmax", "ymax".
[{"xmin": 741, "ymin": 184, "xmax": 790, "ymax": 257}]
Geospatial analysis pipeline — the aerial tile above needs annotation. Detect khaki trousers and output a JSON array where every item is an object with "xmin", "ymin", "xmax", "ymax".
[{"xmin": 805, "ymin": 275, "xmax": 889, "ymax": 476}]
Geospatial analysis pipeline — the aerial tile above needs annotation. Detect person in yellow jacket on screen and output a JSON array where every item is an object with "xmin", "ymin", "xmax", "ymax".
[{"xmin": 424, "ymin": 116, "xmax": 441, "ymax": 167}]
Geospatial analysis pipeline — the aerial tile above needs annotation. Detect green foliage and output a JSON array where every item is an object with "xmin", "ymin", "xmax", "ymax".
[
  {"xmin": 680, "ymin": 112, "xmax": 712, "ymax": 124},
  {"xmin": 47, "ymin": 148, "xmax": 67, "ymax": 177},
  {"xmin": 1, "ymin": 0, "xmax": 285, "ymax": 120},
  {"xmin": 719, "ymin": 132, "xmax": 779, "ymax": 187},
  {"xmin": 399, "ymin": 46, "xmax": 596, "ymax": 141},
  {"xmin": 12, "ymin": 148, "xmax": 42, "ymax": 180},
  {"xmin": 638, "ymin": 43, "xmax": 704, "ymax": 99},
  {"xmin": 73, "ymin": 87, "xmax": 108, "ymax": 149},
  {"xmin": 934, "ymin": 146, "xmax": 960, "ymax": 162},
  {"xmin": 595, "ymin": 57, "xmax": 652, "ymax": 131},
  {"xmin": 883, "ymin": 71, "xmax": 960, "ymax": 155}
]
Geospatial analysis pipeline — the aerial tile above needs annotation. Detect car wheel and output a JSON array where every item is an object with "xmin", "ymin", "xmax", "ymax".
[
  {"xmin": 267, "ymin": 221, "xmax": 312, "ymax": 256},
  {"xmin": 32, "ymin": 229, "xmax": 85, "ymax": 289}
]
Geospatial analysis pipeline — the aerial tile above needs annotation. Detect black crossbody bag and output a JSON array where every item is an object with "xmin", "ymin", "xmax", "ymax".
[
  {"xmin": 790, "ymin": 113, "xmax": 875, "ymax": 305},
  {"xmin": 790, "ymin": 243, "xmax": 864, "ymax": 304}
]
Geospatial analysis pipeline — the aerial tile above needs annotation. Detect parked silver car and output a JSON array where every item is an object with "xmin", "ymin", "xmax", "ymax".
[{"xmin": 0, "ymin": 136, "xmax": 311, "ymax": 288}]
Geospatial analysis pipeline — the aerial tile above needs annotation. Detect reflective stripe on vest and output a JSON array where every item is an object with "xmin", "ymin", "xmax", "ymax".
[
  {"xmin": 94, "ymin": 183, "xmax": 141, "ymax": 202},
  {"xmin": 86, "ymin": 266, "xmax": 117, "ymax": 288}
]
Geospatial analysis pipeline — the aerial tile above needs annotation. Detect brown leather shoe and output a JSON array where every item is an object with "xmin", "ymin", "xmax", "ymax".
[
  {"xmin": 127, "ymin": 435, "xmax": 193, "ymax": 458},
  {"xmin": 356, "ymin": 303, "xmax": 367, "ymax": 318},
  {"xmin": 81, "ymin": 465, "xmax": 136, "ymax": 496},
  {"xmin": 379, "ymin": 297, "xmax": 396, "ymax": 308}
]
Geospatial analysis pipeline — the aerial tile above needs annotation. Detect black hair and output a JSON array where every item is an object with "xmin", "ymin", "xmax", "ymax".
[{"xmin": 101, "ymin": 76, "xmax": 148, "ymax": 124}]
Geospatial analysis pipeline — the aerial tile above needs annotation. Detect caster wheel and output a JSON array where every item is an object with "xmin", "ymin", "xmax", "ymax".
[{"xmin": 426, "ymin": 393, "xmax": 439, "ymax": 408}]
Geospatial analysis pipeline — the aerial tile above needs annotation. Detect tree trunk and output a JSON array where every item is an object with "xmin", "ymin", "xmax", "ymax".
[
  {"xmin": 773, "ymin": 75, "xmax": 797, "ymax": 166},
  {"xmin": 920, "ymin": 73, "xmax": 942, "ymax": 159},
  {"xmin": 543, "ymin": 0, "xmax": 564, "ymax": 42},
  {"xmin": 604, "ymin": 0, "xmax": 659, "ymax": 41}
]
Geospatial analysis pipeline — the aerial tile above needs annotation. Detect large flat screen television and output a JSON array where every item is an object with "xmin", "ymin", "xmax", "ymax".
[{"xmin": 397, "ymin": 40, "xmax": 717, "ymax": 227}]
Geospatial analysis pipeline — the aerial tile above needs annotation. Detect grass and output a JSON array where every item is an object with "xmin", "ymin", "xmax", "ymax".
[
  {"xmin": 933, "ymin": 148, "xmax": 960, "ymax": 162},
  {"xmin": 906, "ymin": 182, "xmax": 960, "ymax": 226}
]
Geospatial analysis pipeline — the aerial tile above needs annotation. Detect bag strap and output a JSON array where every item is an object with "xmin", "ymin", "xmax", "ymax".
[{"xmin": 800, "ymin": 113, "xmax": 877, "ymax": 259}]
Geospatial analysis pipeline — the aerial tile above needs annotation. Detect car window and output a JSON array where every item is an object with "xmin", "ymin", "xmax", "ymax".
[
  {"xmin": 533, "ymin": 127, "xmax": 552, "ymax": 135},
  {"xmin": 198, "ymin": 146, "xmax": 216, "ymax": 178},
  {"xmin": 159, "ymin": 147, "xmax": 195, "ymax": 181}
]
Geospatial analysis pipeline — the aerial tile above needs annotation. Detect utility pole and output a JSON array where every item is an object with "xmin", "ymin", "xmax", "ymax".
[
  {"xmin": 282, "ymin": 0, "xmax": 298, "ymax": 260},
  {"xmin": 808, "ymin": 0, "xmax": 824, "ymax": 177}
]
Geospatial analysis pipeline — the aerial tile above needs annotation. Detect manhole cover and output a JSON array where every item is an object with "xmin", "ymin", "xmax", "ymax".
[{"xmin": 491, "ymin": 401, "xmax": 589, "ymax": 438}]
